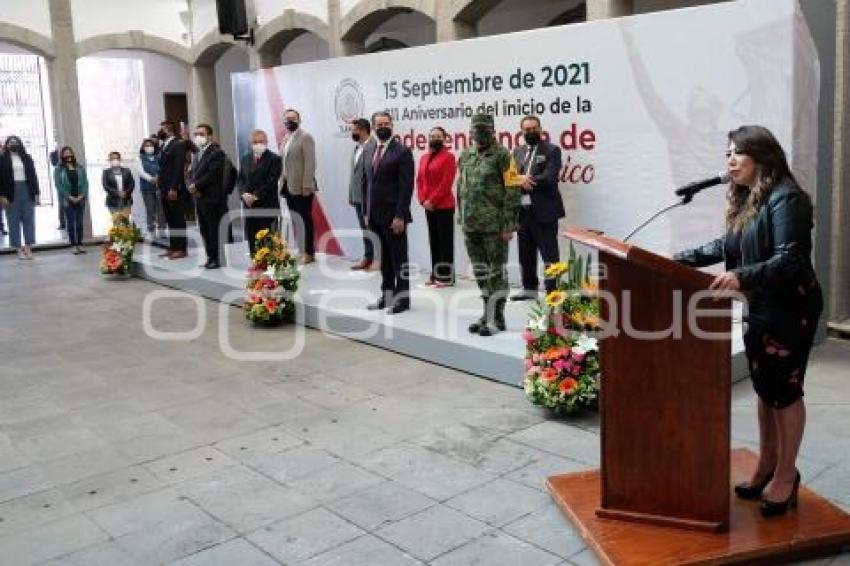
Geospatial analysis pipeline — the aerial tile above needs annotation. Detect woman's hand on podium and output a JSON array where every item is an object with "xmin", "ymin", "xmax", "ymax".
[{"xmin": 709, "ymin": 271, "xmax": 741, "ymax": 299}]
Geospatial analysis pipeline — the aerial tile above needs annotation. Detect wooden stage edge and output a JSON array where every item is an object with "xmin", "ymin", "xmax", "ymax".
[{"xmin": 547, "ymin": 448, "xmax": 850, "ymax": 565}]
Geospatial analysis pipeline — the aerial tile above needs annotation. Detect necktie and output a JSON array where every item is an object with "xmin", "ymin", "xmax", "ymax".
[{"xmin": 372, "ymin": 144, "xmax": 384, "ymax": 174}]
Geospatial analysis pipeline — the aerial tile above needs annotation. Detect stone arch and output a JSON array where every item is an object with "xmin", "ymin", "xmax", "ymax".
[
  {"xmin": 255, "ymin": 9, "xmax": 331, "ymax": 63},
  {"xmin": 75, "ymin": 31, "xmax": 191, "ymax": 64},
  {"xmin": 449, "ymin": 0, "xmax": 501, "ymax": 25},
  {"xmin": 0, "ymin": 22, "xmax": 55, "ymax": 59},
  {"xmin": 339, "ymin": 0, "xmax": 436, "ymax": 46},
  {"xmin": 191, "ymin": 30, "xmax": 248, "ymax": 66}
]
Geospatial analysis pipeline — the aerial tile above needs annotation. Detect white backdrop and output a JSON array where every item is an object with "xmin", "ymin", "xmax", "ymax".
[{"xmin": 231, "ymin": 0, "xmax": 818, "ymax": 280}]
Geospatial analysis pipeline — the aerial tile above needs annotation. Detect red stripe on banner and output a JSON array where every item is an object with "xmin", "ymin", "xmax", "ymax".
[{"xmin": 261, "ymin": 68, "xmax": 345, "ymax": 257}]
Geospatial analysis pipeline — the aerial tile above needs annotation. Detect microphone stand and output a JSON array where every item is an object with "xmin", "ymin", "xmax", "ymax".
[{"xmin": 622, "ymin": 192, "xmax": 694, "ymax": 243}]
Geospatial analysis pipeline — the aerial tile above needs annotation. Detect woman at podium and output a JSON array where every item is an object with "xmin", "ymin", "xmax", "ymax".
[{"xmin": 674, "ymin": 125, "xmax": 823, "ymax": 518}]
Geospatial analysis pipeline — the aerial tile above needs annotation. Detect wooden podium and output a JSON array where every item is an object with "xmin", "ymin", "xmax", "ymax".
[{"xmin": 547, "ymin": 227, "xmax": 850, "ymax": 564}]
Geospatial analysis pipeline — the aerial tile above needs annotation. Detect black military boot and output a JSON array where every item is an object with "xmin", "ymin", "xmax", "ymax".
[
  {"xmin": 478, "ymin": 296, "xmax": 497, "ymax": 337},
  {"xmin": 494, "ymin": 297, "xmax": 507, "ymax": 331},
  {"xmin": 468, "ymin": 297, "xmax": 488, "ymax": 334}
]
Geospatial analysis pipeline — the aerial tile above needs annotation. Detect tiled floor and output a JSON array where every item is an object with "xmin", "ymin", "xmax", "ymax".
[{"xmin": 0, "ymin": 250, "xmax": 848, "ymax": 565}]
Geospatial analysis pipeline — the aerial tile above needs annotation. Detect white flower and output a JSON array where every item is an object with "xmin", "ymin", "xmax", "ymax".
[{"xmin": 576, "ymin": 334, "xmax": 598, "ymax": 352}]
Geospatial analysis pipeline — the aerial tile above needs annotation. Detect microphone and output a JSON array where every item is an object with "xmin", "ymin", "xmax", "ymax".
[
  {"xmin": 623, "ymin": 172, "xmax": 730, "ymax": 243},
  {"xmin": 674, "ymin": 172, "xmax": 730, "ymax": 200}
]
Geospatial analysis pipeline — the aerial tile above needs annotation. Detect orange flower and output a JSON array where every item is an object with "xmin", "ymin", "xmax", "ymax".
[
  {"xmin": 559, "ymin": 378, "xmax": 578, "ymax": 393},
  {"xmin": 264, "ymin": 299, "xmax": 278, "ymax": 313},
  {"xmin": 540, "ymin": 368, "xmax": 558, "ymax": 382}
]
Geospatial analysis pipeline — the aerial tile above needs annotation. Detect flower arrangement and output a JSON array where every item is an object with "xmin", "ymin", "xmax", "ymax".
[
  {"xmin": 100, "ymin": 212, "xmax": 142, "ymax": 276},
  {"xmin": 243, "ymin": 228, "xmax": 299, "ymax": 325},
  {"xmin": 523, "ymin": 243, "xmax": 601, "ymax": 415}
]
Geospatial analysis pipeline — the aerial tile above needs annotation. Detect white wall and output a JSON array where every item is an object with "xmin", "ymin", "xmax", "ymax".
[
  {"xmin": 192, "ymin": 0, "xmax": 221, "ymax": 41},
  {"xmin": 255, "ymin": 0, "xmax": 328, "ymax": 25},
  {"xmin": 364, "ymin": 11, "xmax": 435, "ymax": 49},
  {"xmin": 0, "ymin": 0, "xmax": 51, "ymax": 37},
  {"xmin": 478, "ymin": 0, "xmax": 584, "ymax": 36},
  {"xmin": 215, "ymin": 45, "xmax": 250, "ymax": 161},
  {"xmin": 70, "ymin": 0, "xmax": 191, "ymax": 45},
  {"xmin": 84, "ymin": 49, "xmax": 189, "ymax": 137},
  {"xmin": 280, "ymin": 32, "xmax": 330, "ymax": 65},
  {"xmin": 633, "ymin": 0, "xmax": 729, "ymax": 14}
]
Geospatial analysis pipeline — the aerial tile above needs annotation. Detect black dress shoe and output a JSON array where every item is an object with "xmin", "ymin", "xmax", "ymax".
[
  {"xmin": 734, "ymin": 469, "xmax": 774, "ymax": 500},
  {"xmin": 387, "ymin": 301, "xmax": 410, "ymax": 315},
  {"xmin": 204, "ymin": 261, "xmax": 220, "ymax": 269},
  {"xmin": 760, "ymin": 472, "xmax": 800, "ymax": 518},
  {"xmin": 509, "ymin": 291, "xmax": 537, "ymax": 302},
  {"xmin": 367, "ymin": 298, "xmax": 387, "ymax": 311}
]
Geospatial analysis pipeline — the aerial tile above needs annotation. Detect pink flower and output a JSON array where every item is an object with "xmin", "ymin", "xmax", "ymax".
[
  {"xmin": 524, "ymin": 359, "xmax": 534, "ymax": 370},
  {"xmin": 571, "ymin": 348, "xmax": 586, "ymax": 363},
  {"xmin": 523, "ymin": 330, "xmax": 535, "ymax": 343},
  {"xmin": 553, "ymin": 359, "xmax": 569, "ymax": 372},
  {"xmin": 532, "ymin": 353, "xmax": 541, "ymax": 363}
]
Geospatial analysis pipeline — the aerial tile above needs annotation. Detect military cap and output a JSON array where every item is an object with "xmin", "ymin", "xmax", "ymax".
[{"xmin": 471, "ymin": 113, "xmax": 494, "ymax": 128}]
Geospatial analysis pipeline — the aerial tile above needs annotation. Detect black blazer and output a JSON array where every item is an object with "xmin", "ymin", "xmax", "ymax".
[
  {"xmin": 102, "ymin": 167, "xmax": 135, "ymax": 209},
  {"xmin": 238, "ymin": 150, "xmax": 282, "ymax": 210},
  {"xmin": 0, "ymin": 150, "xmax": 39, "ymax": 203},
  {"xmin": 512, "ymin": 141, "xmax": 565, "ymax": 223},
  {"xmin": 362, "ymin": 138, "xmax": 414, "ymax": 224},
  {"xmin": 158, "ymin": 138, "xmax": 188, "ymax": 195},
  {"xmin": 191, "ymin": 144, "xmax": 226, "ymax": 205},
  {"xmin": 675, "ymin": 180, "xmax": 820, "ymax": 321}
]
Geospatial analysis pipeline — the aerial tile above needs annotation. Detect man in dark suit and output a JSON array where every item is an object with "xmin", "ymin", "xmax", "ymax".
[
  {"xmin": 238, "ymin": 129, "xmax": 282, "ymax": 257},
  {"xmin": 348, "ymin": 118, "xmax": 377, "ymax": 270},
  {"xmin": 188, "ymin": 123, "xmax": 226, "ymax": 269},
  {"xmin": 511, "ymin": 115, "xmax": 565, "ymax": 300},
  {"xmin": 158, "ymin": 120, "xmax": 189, "ymax": 259},
  {"xmin": 362, "ymin": 111, "xmax": 414, "ymax": 314}
]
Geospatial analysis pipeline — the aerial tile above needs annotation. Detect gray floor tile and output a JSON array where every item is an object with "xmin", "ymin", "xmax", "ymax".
[
  {"xmin": 246, "ymin": 507, "xmax": 363, "ymax": 563},
  {"xmin": 374, "ymin": 504, "xmax": 491, "ymax": 561},
  {"xmin": 301, "ymin": 534, "xmax": 424, "ymax": 566},
  {"xmin": 0, "ymin": 514, "xmax": 108, "ymax": 566},
  {"xmin": 325, "ymin": 480, "xmax": 436, "ymax": 531},
  {"xmin": 503, "ymin": 502, "xmax": 586, "ymax": 558},
  {"xmin": 445, "ymin": 478, "xmax": 551, "ymax": 527},
  {"xmin": 168, "ymin": 537, "xmax": 281, "ymax": 566},
  {"xmin": 178, "ymin": 465, "xmax": 316, "ymax": 533},
  {"xmin": 360, "ymin": 444, "xmax": 498, "ymax": 501},
  {"xmin": 430, "ymin": 531, "xmax": 562, "ymax": 566}
]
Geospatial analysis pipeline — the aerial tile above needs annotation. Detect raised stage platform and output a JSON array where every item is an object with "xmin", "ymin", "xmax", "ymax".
[{"xmin": 131, "ymin": 240, "xmax": 748, "ymax": 387}]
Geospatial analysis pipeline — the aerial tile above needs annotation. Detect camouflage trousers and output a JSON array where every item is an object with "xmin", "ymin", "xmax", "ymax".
[{"xmin": 464, "ymin": 232, "xmax": 509, "ymax": 298}]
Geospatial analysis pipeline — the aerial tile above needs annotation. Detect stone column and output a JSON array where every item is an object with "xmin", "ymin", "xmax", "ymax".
[
  {"xmin": 435, "ymin": 2, "xmax": 475, "ymax": 43},
  {"xmin": 188, "ymin": 64, "xmax": 219, "ymax": 134},
  {"xmin": 47, "ymin": 0, "xmax": 91, "ymax": 238},
  {"xmin": 586, "ymin": 0, "xmax": 633, "ymax": 20},
  {"xmin": 830, "ymin": 0, "xmax": 850, "ymax": 323},
  {"xmin": 327, "ymin": 0, "xmax": 346, "ymax": 57}
]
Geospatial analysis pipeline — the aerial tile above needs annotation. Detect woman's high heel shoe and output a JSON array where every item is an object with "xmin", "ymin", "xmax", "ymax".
[
  {"xmin": 734, "ymin": 469, "xmax": 774, "ymax": 500},
  {"xmin": 760, "ymin": 471, "xmax": 800, "ymax": 518}
]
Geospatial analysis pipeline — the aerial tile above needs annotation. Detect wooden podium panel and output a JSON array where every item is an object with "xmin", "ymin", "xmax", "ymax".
[
  {"xmin": 547, "ymin": 448, "xmax": 850, "ymax": 565},
  {"xmin": 565, "ymin": 228, "xmax": 731, "ymax": 531}
]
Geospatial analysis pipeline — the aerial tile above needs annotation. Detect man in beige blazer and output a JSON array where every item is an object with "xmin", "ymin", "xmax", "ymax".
[{"xmin": 279, "ymin": 108, "xmax": 317, "ymax": 263}]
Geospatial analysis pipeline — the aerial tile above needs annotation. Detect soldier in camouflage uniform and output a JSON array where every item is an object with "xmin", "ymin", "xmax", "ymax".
[{"xmin": 457, "ymin": 113, "xmax": 521, "ymax": 336}]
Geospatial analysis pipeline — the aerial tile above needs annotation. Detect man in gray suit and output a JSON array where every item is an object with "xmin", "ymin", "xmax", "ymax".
[
  {"xmin": 349, "ymin": 118, "xmax": 377, "ymax": 270},
  {"xmin": 279, "ymin": 108, "xmax": 317, "ymax": 264}
]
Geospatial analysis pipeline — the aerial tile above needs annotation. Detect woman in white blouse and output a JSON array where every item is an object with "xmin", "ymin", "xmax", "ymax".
[
  {"xmin": 0, "ymin": 136, "xmax": 40, "ymax": 259},
  {"xmin": 101, "ymin": 151, "xmax": 135, "ymax": 216}
]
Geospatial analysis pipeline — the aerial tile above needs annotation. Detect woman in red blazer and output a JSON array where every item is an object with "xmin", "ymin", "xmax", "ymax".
[{"xmin": 416, "ymin": 127, "xmax": 457, "ymax": 287}]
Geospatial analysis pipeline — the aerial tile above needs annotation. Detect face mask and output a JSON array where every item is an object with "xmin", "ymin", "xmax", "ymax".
[
  {"xmin": 193, "ymin": 135, "xmax": 208, "ymax": 148},
  {"xmin": 110, "ymin": 159, "xmax": 121, "ymax": 168},
  {"xmin": 285, "ymin": 121, "xmax": 299, "ymax": 132},
  {"xmin": 252, "ymin": 143, "xmax": 266, "ymax": 155},
  {"xmin": 376, "ymin": 127, "xmax": 392, "ymax": 142},
  {"xmin": 524, "ymin": 132, "xmax": 541, "ymax": 146},
  {"xmin": 7, "ymin": 142, "xmax": 19, "ymax": 152},
  {"xmin": 473, "ymin": 130, "xmax": 491, "ymax": 147},
  {"xmin": 351, "ymin": 133, "xmax": 360, "ymax": 142},
  {"xmin": 429, "ymin": 140, "xmax": 443, "ymax": 152},
  {"xmin": 63, "ymin": 155, "xmax": 74, "ymax": 163},
  {"xmin": 143, "ymin": 146, "xmax": 155, "ymax": 155}
]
